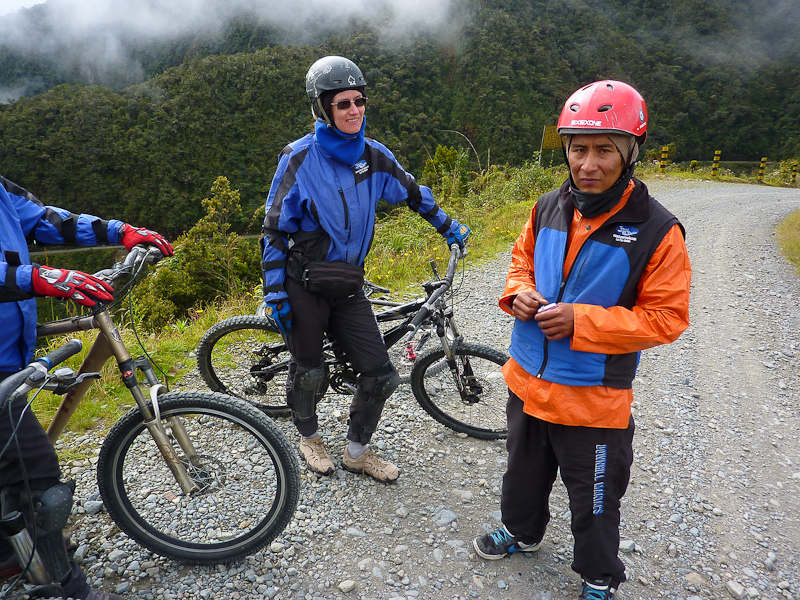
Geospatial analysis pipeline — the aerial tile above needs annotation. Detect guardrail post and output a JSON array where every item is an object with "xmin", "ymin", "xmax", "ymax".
[
  {"xmin": 711, "ymin": 150, "xmax": 721, "ymax": 177},
  {"xmin": 660, "ymin": 146, "xmax": 669, "ymax": 173},
  {"xmin": 757, "ymin": 157, "xmax": 767, "ymax": 183}
]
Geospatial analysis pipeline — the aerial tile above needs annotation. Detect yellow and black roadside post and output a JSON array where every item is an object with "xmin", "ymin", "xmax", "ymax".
[
  {"xmin": 711, "ymin": 150, "xmax": 721, "ymax": 177},
  {"xmin": 757, "ymin": 157, "xmax": 767, "ymax": 183},
  {"xmin": 792, "ymin": 161, "xmax": 798, "ymax": 185},
  {"xmin": 660, "ymin": 146, "xmax": 669, "ymax": 174}
]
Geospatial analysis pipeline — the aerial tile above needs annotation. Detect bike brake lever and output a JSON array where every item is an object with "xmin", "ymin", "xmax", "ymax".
[
  {"xmin": 46, "ymin": 371, "xmax": 102, "ymax": 395},
  {"xmin": 429, "ymin": 258, "xmax": 440, "ymax": 279}
]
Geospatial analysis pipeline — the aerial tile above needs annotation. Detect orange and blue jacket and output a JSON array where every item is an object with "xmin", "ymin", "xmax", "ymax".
[{"xmin": 501, "ymin": 178, "xmax": 691, "ymax": 428}]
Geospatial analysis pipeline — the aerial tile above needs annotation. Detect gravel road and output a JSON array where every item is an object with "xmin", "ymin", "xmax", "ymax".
[{"xmin": 43, "ymin": 179, "xmax": 800, "ymax": 600}]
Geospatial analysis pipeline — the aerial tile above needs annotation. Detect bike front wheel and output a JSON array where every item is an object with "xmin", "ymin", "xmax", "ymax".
[
  {"xmin": 410, "ymin": 343, "xmax": 509, "ymax": 440},
  {"xmin": 97, "ymin": 391, "xmax": 300, "ymax": 564},
  {"xmin": 196, "ymin": 315, "xmax": 291, "ymax": 416}
]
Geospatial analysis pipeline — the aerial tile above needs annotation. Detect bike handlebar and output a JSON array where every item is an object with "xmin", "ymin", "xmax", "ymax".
[
  {"xmin": 93, "ymin": 244, "xmax": 163, "ymax": 284},
  {"xmin": 405, "ymin": 244, "xmax": 463, "ymax": 338},
  {"xmin": 0, "ymin": 339, "xmax": 83, "ymax": 409}
]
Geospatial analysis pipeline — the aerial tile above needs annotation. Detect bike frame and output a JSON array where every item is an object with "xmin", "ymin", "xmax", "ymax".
[
  {"xmin": 322, "ymin": 267, "xmax": 462, "ymax": 393},
  {"xmin": 36, "ymin": 254, "xmax": 202, "ymax": 495}
]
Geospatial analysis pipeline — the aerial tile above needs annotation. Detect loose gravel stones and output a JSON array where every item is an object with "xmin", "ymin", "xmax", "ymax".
[{"xmin": 39, "ymin": 180, "xmax": 800, "ymax": 600}]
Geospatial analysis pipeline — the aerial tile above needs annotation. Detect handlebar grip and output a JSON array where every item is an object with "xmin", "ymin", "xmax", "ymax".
[
  {"xmin": 35, "ymin": 339, "xmax": 83, "ymax": 369},
  {"xmin": 409, "ymin": 306, "xmax": 429, "ymax": 328},
  {"xmin": 0, "ymin": 340, "xmax": 82, "ymax": 410}
]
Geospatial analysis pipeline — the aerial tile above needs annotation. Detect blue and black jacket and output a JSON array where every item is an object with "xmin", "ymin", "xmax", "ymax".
[
  {"xmin": 509, "ymin": 179, "xmax": 683, "ymax": 388},
  {"xmin": 0, "ymin": 177, "xmax": 124, "ymax": 371},
  {"xmin": 261, "ymin": 133, "xmax": 462, "ymax": 301}
]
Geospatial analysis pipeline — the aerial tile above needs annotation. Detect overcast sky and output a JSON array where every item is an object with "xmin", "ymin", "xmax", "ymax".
[{"xmin": 0, "ymin": 0, "xmax": 39, "ymax": 15}]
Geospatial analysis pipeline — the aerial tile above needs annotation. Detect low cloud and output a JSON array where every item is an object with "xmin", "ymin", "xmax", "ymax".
[{"xmin": 0, "ymin": 0, "xmax": 458, "ymax": 95}]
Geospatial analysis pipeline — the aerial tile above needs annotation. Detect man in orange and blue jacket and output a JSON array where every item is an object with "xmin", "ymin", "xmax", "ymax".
[{"xmin": 472, "ymin": 81, "xmax": 691, "ymax": 600}]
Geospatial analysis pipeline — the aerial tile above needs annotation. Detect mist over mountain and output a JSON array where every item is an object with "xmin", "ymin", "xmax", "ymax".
[
  {"xmin": 3, "ymin": 0, "xmax": 798, "ymax": 99},
  {"xmin": 0, "ymin": 0, "xmax": 461, "ymax": 99}
]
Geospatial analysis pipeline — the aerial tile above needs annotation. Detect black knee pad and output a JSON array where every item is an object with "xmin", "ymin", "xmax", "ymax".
[
  {"xmin": 351, "ymin": 363, "xmax": 399, "ymax": 437},
  {"xmin": 18, "ymin": 482, "xmax": 74, "ymax": 584},
  {"xmin": 26, "ymin": 483, "xmax": 73, "ymax": 535},
  {"xmin": 295, "ymin": 364, "xmax": 326, "ymax": 391},
  {"xmin": 291, "ymin": 364, "xmax": 325, "ymax": 423},
  {"xmin": 360, "ymin": 362, "xmax": 400, "ymax": 402}
]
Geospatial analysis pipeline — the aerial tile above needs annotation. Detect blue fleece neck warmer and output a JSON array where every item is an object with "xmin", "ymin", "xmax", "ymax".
[{"xmin": 315, "ymin": 119, "xmax": 366, "ymax": 166}]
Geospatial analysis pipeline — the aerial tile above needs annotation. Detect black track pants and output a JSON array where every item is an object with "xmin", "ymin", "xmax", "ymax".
[
  {"xmin": 500, "ymin": 392, "xmax": 634, "ymax": 587},
  {"xmin": 285, "ymin": 277, "xmax": 391, "ymax": 440}
]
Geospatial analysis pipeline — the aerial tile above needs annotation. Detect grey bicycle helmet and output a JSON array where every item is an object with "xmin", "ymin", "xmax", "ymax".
[{"xmin": 306, "ymin": 55, "xmax": 366, "ymax": 125}]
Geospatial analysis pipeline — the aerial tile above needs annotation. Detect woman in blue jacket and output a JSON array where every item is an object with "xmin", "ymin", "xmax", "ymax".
[
  {"xmin": 0, "ymin": 175, "xmax": 172, "ymax": 599},
  {"xmin": 261, "ymin": 56, "xmax": 470, "ymax": 482}
]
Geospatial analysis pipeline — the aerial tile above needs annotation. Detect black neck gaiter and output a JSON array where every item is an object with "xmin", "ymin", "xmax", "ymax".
[{"xmin": 568, "ymin": 164, "xmax": 636, "ymax": 219}]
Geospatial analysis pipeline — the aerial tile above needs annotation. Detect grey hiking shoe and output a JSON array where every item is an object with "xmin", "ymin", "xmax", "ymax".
[
  {"xmin": 342, "ymin": 448, "xmax": 398, "ymax": 482},
  {"xmin": 472, "ymin": 526, "xmax": 542, "ymax": 560},
  {"xmin": 299, "ymin": 436, "xmax": 335, "ymax": 475}
]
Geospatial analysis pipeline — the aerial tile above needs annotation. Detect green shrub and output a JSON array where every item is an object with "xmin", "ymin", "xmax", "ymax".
[{"xmin": 132, "ymin": 176, "xmax": 262, "ymax": 330}]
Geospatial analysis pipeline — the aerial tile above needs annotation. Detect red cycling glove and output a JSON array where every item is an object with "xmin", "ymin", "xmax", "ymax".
[
  {"xmin": 31, "ymin": 266, "xmax": 115, "ymax": 307},
  {"xmin": 119, "ymin": 224, "xmax": 175, "ymax": 256}
]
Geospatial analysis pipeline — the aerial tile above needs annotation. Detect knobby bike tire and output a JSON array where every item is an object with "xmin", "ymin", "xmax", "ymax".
[
  {"xmin": 196, "ymin": 315, "xmax": 292, "ymax": 417},
  {"xmin": 97, "ymin": 391, "xmax": 300, "ymax": 564},
  {"xmin": 409, "ymin": 343, "xmax": 509, "ymax": 440}
]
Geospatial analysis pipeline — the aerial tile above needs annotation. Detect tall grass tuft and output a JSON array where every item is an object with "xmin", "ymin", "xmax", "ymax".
[{"xmin": 776, "ymin": 211, "xmax": 800, "ymax": 276}]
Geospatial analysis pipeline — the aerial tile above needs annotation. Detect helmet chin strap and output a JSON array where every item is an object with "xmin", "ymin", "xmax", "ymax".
[{"xmin": 312, "ymin": 99, "xmax": 334, "ymax": 128}]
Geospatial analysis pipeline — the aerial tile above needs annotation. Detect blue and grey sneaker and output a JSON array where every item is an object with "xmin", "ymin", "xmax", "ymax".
[
  {"xmin": 578, "ymin": 579, "xmax": 616, "ymax": 599},
  {"xmin": 472, "ymin": 526, "xmax": 541, "ymax": 560}
]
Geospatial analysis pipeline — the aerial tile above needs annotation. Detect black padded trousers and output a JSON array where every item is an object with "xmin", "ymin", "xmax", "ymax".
[{"xmin": 500, "ymin": 391, "xmax": 634, "ymax": 588}]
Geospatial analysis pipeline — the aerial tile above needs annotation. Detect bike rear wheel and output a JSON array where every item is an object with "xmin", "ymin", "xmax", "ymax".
[
  {"xmin": 97, "ymin": 391, "xmax": 300, "ymax": 564},
  {"xmin": 410, "ymin": 343, "xmax": 508, "ymax": 440},
  {"xmin": 197, "ymin": 315, "xmax": 292, "ymax": 416}
]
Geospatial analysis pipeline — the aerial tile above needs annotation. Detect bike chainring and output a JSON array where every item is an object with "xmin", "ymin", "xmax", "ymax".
[{"xmin": 329, "ymin": 367, "xmax": 358, "ymax": 394}]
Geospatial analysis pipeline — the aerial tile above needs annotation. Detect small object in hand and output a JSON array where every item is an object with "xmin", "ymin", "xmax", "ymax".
[{"xmin": 537, "ymin": 303, "xmax": 558, "ymax": 314}]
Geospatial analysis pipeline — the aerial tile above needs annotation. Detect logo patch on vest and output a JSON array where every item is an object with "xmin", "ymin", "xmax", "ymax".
[
  {"xmin": 613, "ymin": 225, "xmax": 638, "ymax": 244},
  {"xmin": 354, "ymin": 160, "xmax": 369, "ymax": 175}
]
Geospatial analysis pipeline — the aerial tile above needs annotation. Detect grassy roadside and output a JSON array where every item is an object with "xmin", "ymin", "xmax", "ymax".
[{"xmin": 776, "ymin": 211, "xmax": 800, "ymax": 276}]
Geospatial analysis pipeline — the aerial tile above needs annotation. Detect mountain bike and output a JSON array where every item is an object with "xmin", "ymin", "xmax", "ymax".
[
  {"xmin": 196, "ymin": 245, "xmax": 509, "ymax": 440},
  {"xmin": 31, "ymin": 245, "xmax": 300, "ymax": 564}
]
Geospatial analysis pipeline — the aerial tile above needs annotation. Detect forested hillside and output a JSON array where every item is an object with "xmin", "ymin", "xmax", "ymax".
[{"xmin": 0, "ymin": 0, "xmax": 797, "ymax": 237}]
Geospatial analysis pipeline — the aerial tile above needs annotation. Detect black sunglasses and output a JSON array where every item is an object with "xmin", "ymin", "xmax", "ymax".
[{"xmin": 330, "ymin": 97, "xmax": 368, "ymax": 110}]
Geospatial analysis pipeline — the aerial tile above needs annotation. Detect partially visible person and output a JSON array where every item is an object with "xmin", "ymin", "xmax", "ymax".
[
  {"xmin": 0, "ymin": 175, "xmax": 173, "ymax": 599},
  {"xmin": 260, "ymin": 56, "xmax": 470, "ymax": 482},
  {"xmin": 471, "ymin": 81, "xmax": 691, "ymax": 600}
]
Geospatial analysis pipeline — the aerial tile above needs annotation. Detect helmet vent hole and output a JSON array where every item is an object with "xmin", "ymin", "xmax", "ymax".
[
  {"xmin": 606, "ymin": 83, "xmax": 614, "ymax": 90},
  {"xmin": 597, "ymin": 104, "xmax": 613, "ymax": 112},
  {"xmin": 569, "ymin": 103, "xmax": 580, "ymax": 112}
]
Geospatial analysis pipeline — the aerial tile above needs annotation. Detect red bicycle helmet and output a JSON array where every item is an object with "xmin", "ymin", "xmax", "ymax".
[{"xmin": 557, "ymin": 80, "xmax": 647, "ymax": 144}]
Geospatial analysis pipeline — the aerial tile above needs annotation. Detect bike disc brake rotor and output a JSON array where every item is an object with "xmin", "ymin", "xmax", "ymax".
[{"xmin": 179, "ymin": 454, "xmax": 227, "ymax": 494}]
